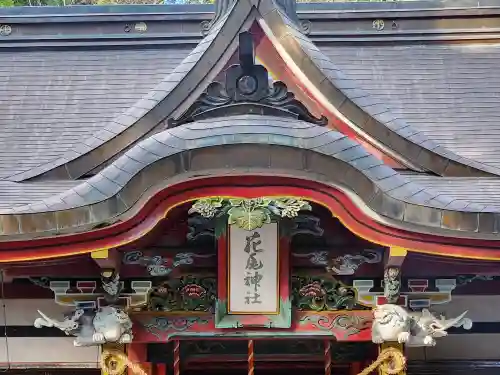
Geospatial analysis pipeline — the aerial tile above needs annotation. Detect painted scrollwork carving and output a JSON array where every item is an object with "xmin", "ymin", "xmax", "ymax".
[
  {"xmin": 147, "ymin": 276, "xmax": 216, "ymax": 312},
  {"xmin": 34, "ymin": 306, "xmax": 133, "ymax": 347},
  {"xmin": 327, "ymin": 250, "xmax": 382, "ymax": 275},
  {"xmin": 169, "ymin": 31, "xmax": 327, "ymax": 128},
  {"xmin": 123, "ymin": 251, "xmax": 214, "ymax": 277},
  {"xmin": 371, "ymin": 304, "xmax": 472, "ymax": 347}
]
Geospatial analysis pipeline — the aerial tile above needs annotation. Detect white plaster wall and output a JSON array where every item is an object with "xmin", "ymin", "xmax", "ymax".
[
  {"xmin": 431, "ymin": 295, "xmax": 500, "ymax": 322},
  {"xmin": 7, "ymin": 337, "xmax": 99, "ymax": 368},
  {"xmin": 0, "ymin": 338, "xmax": 8, "ymax": 368},
  {"xmin": 4, "ymin": 299, "xmax": 72, "ymax": 326},
  {"xmin": 407, "ymin": 334, "xmax": 500, "ymax": 361},
  {"xmin": 1, "ymin": 299, "xmax": 99, "ymax": 368},
  {"xmin": 2, "ymin": 297, "xmax": 500, "ymax": 363}
]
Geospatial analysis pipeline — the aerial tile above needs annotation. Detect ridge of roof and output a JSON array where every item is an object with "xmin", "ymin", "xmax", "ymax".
[
  {"xmin": 2, "ymin": 1, "xmax": 499, "ymax": 49},
  {"xmin": 2, "ymin": 0, "xmax": 500, "ymax": 20}
]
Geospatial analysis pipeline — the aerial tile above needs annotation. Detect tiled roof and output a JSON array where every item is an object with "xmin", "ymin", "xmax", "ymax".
[
  {"xmin": 322, "ymin": 43, "xmax": 500, "ymax": 170},
  {"xmin": 0, "ymin": 46, "xmax": 191, "ymax": 180},
  {"xmin": 404, "ymin": 174, "xmax": 500, "ymax": 211},
  {"xmin": 0, "ymin": 181, "xmax": 80, "ymax": 209}
]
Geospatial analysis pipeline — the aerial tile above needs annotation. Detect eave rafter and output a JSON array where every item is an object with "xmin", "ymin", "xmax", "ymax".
[{"xmin": 91, "ymin": 248, "xmax": 121, "ymax": 277}]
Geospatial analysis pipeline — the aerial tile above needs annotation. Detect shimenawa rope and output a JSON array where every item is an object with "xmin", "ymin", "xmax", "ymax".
[
  {"xmin": 357, "ymin": 347, "xmax": 407, "ymax": 375},
  {"xmin": 100, "ymin": 349, "xmax": 147, "ymax": 375},
  {"xmin": 100, "ymin": 346, "xmax": 406, "ymax": 375}
]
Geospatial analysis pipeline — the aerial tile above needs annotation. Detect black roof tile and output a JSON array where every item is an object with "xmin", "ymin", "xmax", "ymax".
[
  {"xmin": 0, "ymin": 46, "xmax": 191, "ymax": 181},
  {"xmin": 322, "ymin": 43, "xmax": 500, "ymax": 170}
]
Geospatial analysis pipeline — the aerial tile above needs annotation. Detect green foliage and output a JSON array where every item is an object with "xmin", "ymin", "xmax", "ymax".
[{"xmin": 189, "ymin": 196, "xmax": 312, "ymax": 231}]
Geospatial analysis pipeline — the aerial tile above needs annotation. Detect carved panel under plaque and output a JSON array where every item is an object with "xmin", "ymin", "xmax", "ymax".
[{"xmin": 292, "ymin": 276, "xmax": 363, "ymax": 311}]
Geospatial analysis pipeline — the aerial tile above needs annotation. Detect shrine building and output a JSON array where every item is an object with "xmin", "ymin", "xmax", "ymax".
[{"xmin": 1, "ymin": 0, "xmax": 500, "ymax": 374}]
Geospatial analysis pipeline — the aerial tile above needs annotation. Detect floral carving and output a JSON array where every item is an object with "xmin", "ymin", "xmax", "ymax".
[
  {"xmin": 189, "ymin": 198, "xmax": 224, "ymax": 219},
  {"xmin": 292, "ymin": 276, "xmax": 358, "ymax": 311},
  {"xmin": 147, "ymin": 276, "xmax": 216, "ymax": 312},
  {"xmin": 188, "ymin": 196, "xmax": 312, "ymax": 231}
]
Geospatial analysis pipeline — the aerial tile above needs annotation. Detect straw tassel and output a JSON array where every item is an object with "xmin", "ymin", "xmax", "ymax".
[
  {"xmin": 173, "ymin": 340, "xmax": 180, "ymax": 375},
  {"xmin": 324, "ymin": 340, "xmax": 332, "ymax": 375},
  {"xmin": 248, "ymin": 340, "xmax": 255, "ymax": 375}
]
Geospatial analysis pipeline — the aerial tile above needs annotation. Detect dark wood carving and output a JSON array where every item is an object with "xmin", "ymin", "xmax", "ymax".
[{"xmin": 168, "ymin": 32, "xmax": 327, "ymax": 127}]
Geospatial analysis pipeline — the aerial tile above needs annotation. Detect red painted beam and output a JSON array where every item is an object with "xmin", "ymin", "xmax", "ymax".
[{"xmin": 1, "ymin": 176, "xmax": 500, "ymax": 262}]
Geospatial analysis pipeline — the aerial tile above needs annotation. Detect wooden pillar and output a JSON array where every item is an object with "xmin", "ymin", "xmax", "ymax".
[
  {"xmin": 324, "ymin": 340, "xmax": 331, "ymax": 375},
  {"xmin": 154, "ymin": 363, "xmax": 167, "ymax": 375},
  {"xmin": 350, "ymin": 361, "xmax": 362, "ymax": 375},
  {"xmin": 128, "ymin": 343, "xmax": 147, "ymax": 375},
  {"xmin": 378, "ymin": 343, "xmax": 406, "ymax": 375},
  {"xmin": 173, "ymin": 340, "xmax": 181, "ymax": 375},
  {"xmin": 248, "ymin": 340, "xmax": 255, "ymax": 375}
]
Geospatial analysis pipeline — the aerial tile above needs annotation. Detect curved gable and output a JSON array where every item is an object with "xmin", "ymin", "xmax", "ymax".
[
  {"xmin": 256, "ymin": 2, "xmax": 500, "ymax": 177},
  {"xmin": 2, "ymin": 115, "xmax": 500, "ymax": 240}
]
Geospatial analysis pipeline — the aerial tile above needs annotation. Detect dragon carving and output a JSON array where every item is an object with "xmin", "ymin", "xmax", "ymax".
[
  {"xmin": 371, "ymin": 304, "xmax": 472, "ymax": 347},
  {"xmin": 34, "ymin": 306, "xmax": 133, "ymax": 347},
  {"xmin": 327, "ymin": 250, "xmax": 382, "ymax": 275}
]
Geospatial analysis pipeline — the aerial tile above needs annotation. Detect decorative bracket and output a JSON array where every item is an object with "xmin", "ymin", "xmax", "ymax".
[
  {"xmin": 382, "ymin": 247, "xmax": 406, "ymax": 305},
  {"xmin": 91, "ymin": 249, "xmax": 123, "ymax": 305},
  {"xmin": 33, "ymin": 279, "xmax": 152, "ymax": 347},
  {"xmin": 385, "ymin": 247, "xmax": 407, "ymax": 268},
  {"xmin": 91, "ymin": 249, "xmax": 121, "ymax": 270}
]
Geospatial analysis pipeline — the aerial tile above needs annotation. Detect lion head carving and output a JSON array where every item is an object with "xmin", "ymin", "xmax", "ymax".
[{"xmin": 93, "ymin": 306, "xmax": 133, "ymax": 343}]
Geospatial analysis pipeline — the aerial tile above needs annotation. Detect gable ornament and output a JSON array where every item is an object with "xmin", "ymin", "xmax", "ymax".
[
  {"xmin": 169, "ymin": 31, "xmax": 327, "ymax": 127},
  {"xmin": 188, "ymin": 196, "xmax": 312, "ymax": 231}
]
